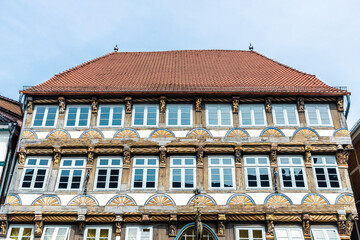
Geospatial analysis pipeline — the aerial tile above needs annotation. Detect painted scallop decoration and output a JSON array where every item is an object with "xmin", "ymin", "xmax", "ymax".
[
  {"xmin": 301, "ymin": 194, "xmax": 329, "ymax": 206},
  {"xmin": 145, "ymin": 194, "xmax": 175, "ymax": 206},
  {"xmin": 293, "ymin": 128, "xmax": 319, "ymax": 138},
  {"xmin": 264, "ymin": 193, "xmax": 292, "ymax": 206},
  {"xmin": 336, "ymin": 193, "xmax": 355, "ymax": 205},
  {"xmin": 188, "ymin": 194, "xmax": 216, "ymax": 206},
  {"xmin": 260, "ymin": 128, "xmax": 285, "ymax": 137},
  {"xmin": 227, "ymin": 194, "xmax": 255, "ymax": 205},
  {"xmin": 46, "ymin": 129, "xmax": 71, "ymax": 140},
  {"xmin": 114, "ymin": 128, "xmax": 139, "ymax": 139},
  {"xmin": 186, "ymin": 128, "xmax": 212, "ymax": 139},
  {"xmin": 22, "ymin": 130, "xmax": 37, "ymax": 139},
  {"xmin": 80, "ymin": 129, "xmax": 103, "ymax": 139},
  {"xmin": 68, "ymin": 195, "xmax": 98, "ymax": 206},
  {"xmin": 106, "ymin": 195, "xmax": 136, "ymax": 206},
  {"xmin": 5, "ymin": 194, "xmax": 21, "ymax": 206},
  {"xmin": 225, "ymin": 128, "xmax": 249, "ymax": 138},
  {"xmin": 149, "ymin": 129, "xmax": 175, "ymax": 138},
  {"xmin": 32, "ymin": 195, "xmax": 61, "ymax": 206},
  {"xmin": 334, "ymin": 128, "xmax": 350, "ymax": 137}
]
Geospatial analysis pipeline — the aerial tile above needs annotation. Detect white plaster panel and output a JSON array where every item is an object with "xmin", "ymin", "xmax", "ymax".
[
  {"xmin": 102, "ymin": 131, "xmax": 116, "ymax": 139},
  {"xmin": 18, "ymin": 194, "xmax": 41, "ymax": 205},
  {"xmin": 137, "ymin": 130, "xmax": 153, "ymax": 138},
  {"xmin": 167, "ymin": 193, "xmax": 194, "ymax": 206},
  {"xmin": 92, "ymin": 194, "xmax": 117, "ymax": 205},
  {"xmin": 36, "ymin": 132, "xmax": 48, "ymax": 139},
  {"xmin": 283, "ymin": 192, "xmax": 307, "ymax": 205},
  {"xmin": 281, "ymin": 129, "xmax": 296, "ymax": 137},
  {"xmin": 68, "ymin": 131, "xmax": 82, "ymax": 139},
  {"xmin": 127, "ymin": 193, "xmax": 154, "ymax": 205},
  {"xmin": 322, "ymin": 193, "xmax": 341, "ymax": 205},
  {"xmin": 209, "ymin": 130, "xmax": 228, "ymax": 138},
  {"xmin": 208, "ymin": 193, "xmax": 232, "ymax": 205},
  {"xmin": 58, "ymin": 194, "xmax": 77, "ymax": 205},
  {"xmin": 316, "ymin": 130, "xmax": 334, "ymax": 137},
  {"xmin": 246, "ymin": 193, "xmax": 270, "ymax": 204},
  {"xmin": 246, "ymin": 129, "xmax": 262, "ymax": 137},
  {"xmin": 172, "ymin": 131, "xmax": 187, "ymax": 138}
]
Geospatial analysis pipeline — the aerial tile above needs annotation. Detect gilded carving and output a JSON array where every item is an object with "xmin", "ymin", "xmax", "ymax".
[
  {"xmin": 303, "ymin": 220, "xmax": 310, "ymax": 236},
  {"xmin": 195, "ymin": 97, "xmax": 202, "ymax": 112},
  {"xmin": 27, "ymin": 99, "xmax": 33, "ymax": 114},
  {"xmin": 160, "ymin": 96, "xmax": 166, "ymax": 113},
  {"xmin": 58, "ymin": 97, "xmax": 66, "ymax": 114},
  {"xmin": 87, "ymin": 147, "xmax": 95, "ymax": 166},
  {"xmin": 196, "ymin": 146, "xmax": 204, "ymax": 167},
  {"xmin": 337, "ymin": 97, "xmax": 344, "ymax": 112},
  {"xmin": 265, "ymin": 97, "xmax": 272, "ymax": 113},
  {"xmin": 195, "ymin": 210, "xmax": 203, "ymax": 240},
  {"xmin": 34, "ymin": 217, "xmax": 43, "ymax": 237},
  {"xmin": 125, "ymin": 97, "xmax": 132, "ymax": 113},
  {"xmin": 218, "ymin": 221, "xmax": 225, "ymax": 236},
  {"xmin": 270, "ymin": 144, "xmax": 277, "ymax": 165},
  {"xmin": 91, "ymin": 97, "xmax": 98, "ymax": 113},
  {"xmin": 170, "ymin": 215, "xmax": 177, "ymax": 221},
  {"xmin": 0, "ymin": 221, "xmax": 6, "ymax": 236},
  {"xmin": 159, "ymin": 146, "xmax": 166, "ymax": 167},
  {"xmin": 232, "ymin": 97, "xmax": 240, "ymax": 113},
  {"xmin": 346, "ymin": 214, "xmax": 357, "ymax": 236},
  {"xmin": 266, "ymin": 220, "xmax": 274, "ymax": 236},
  {"xmin": 297, "ymin": 97, "xmax": 304, "ymax": 112},
  {"xmin": 142, "ymin": 215, "xmax": 150, "ymax": 221},
  {"xmin": 53, "ymin": 148, "xmax": 61, "ymax": 166},
  {"xmin": 18, "ymin": 152, "xmax": 26, "ymax": 165},
  {"xmin": 123, "ymin": 146, "xmax": 131, "ymax": 167},
  {"xmin": 235, "ymin": 146, "xmax": 242, "ymax": 164},
  {"xmin": 169, "ymin": 222, "xmax": 177, "ymax": 237},
  {"xmin": 115, "ymin": 222, "xmax": 122, "ymax": 236},
  {"xmin": 305, "ymin": 145, "xmax": 312, "ymax": 166}
]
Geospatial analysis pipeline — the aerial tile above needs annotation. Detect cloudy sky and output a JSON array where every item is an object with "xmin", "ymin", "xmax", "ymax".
[{"xmin": 1, "ymin": 0, "xmax": 359, "ymax": 127}]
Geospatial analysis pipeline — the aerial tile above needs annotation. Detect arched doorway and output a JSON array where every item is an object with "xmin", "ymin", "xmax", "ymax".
[{"xmin": 175, "ymin": 223, "xmax": 219, "ymax": 240}]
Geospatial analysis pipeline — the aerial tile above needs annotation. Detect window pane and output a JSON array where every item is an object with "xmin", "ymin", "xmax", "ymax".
[
  {"xmin": 146, "ymin": 169, "xmax": 156, "ymax": 188},
  {"xmin": 241, "ymin": 106, "xmax": 252, "ymax": 125},
  {"xmin": 134, "ymin": 106, "xmax": 145, "ymax": 125},
  {"xmin": 208, "ymin": 106, "xmax": 218, "ymax": 125},
  {"xmin": 307, "ymin": 105, "xmax": 318, "ymax": 125},
  {"xmin": 281, "ymin": 168, "xmax": 292, "ymax": 187},
  {"xmin": 247, "ymin": 168, "xmax": 257, "ymax": 187},
  {"xmin": 319, "ymin": 106, "xmax": 331, "ymax": 125},
  {"xmin": 66, "ymin": 108, "xmax": 77, "ymax": 126},
  {"xmin": 211, "ymin": 168, "xmax": 220, "ymax": 187},
  {"xmin": 33, "ymin": 107, "xmax": 46, "ymax": 126},
  {"xmin": 286, "ymin": 106, "xmax": 297, "ymax": 125},
  {"xmin": 168, "ymin": 106, "xmax": 178, "ymax": 126},
  {"xmin": 184, "ymin": 169, "xmax": 194, "ymax": 188},
  {"xmin": 134, "ymin": 169, "xmax": 144, "ymax": 188},
  {"xmin": 253, "ymin": 105, "xmax": 265, "ymax": 125},
  {"xmin": 45, "ymin": 107, "xmax": 57, "ymax": 126},
  {"xmin": 274, "ymin": 106, "xmax": 285, "ymax": 125},
  {"xmin": 96, "ymin": 169, "xmax": 107, "ymax": 188},
  {"xmin": 172, "ymin": 169, "xmax": 181, "ymax": 188},
  {"xmin": 112, "ymin": 107, "xmax": 123, "ymax": 126},
  {"xmin": 259, "ymin": 168, "xmax": 270, "ymax": 187},
  {"xmin": 99, "ymin": 107, "xmax": 110, "ymax": 126},
  {"xmin": 78, "ymin": 107, "xmax": 89, "ymax": 126},
  {"xmin": 71, "ymin": 170, "xmax": 82, "ymax": 189},
  {"xmin": 294, "ymin": 168, "xmax": 305, "ymax": 187},
  {"xmin": 146, "ymin": 106, "xmax": 157, "ymax": 126},
  {"xmin": 220, "ymin": 106, "xmax": 231, "ymax": 125},
  {"xmin": 180, "ymin": 106, "xmax": 191, "ymax": 126}
]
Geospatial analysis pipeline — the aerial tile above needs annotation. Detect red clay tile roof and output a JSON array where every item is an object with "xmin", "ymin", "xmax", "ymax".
[
  {"xmin": 0, "ymin": 95, "xmax": 22, "ymax": 124},
  {"xmin": 22, "ymin": 50, "xmax": 347, "ymax": 96}
]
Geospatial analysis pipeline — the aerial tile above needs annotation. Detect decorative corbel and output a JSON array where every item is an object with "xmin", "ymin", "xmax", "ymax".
[
  {"xmin": 337, "ymin": 97, "xmax": 344, "ymax": 112},
  {"xmin": 0, "ymin": 215, "xmax": 7, "ymax": 237},
  {"xmin": 345, "ymin": 213, "xmax": 356, "ymax": 236},
  {"xmin": 232, "ymin": 97, "xmax": 240, "ymax": 113},
  {"xmin": 336, "ymin": 145, "xmax": 345, "ymax": 165},
  {"xmin": 160, "ymin": 96, "xmax": 166, "ymax": 113},
  {"xmin": 91, "ymin": 97, "xmax": 98, "ymax": 113},
  {"xmin": 115, "ymin": 215, "xmax": 123, "ymax": 237},
  {"xmin": 217, "ymin": 214, "xmax": 226, "ymax": 237},
  {"xmin": 195, "ymin": 97, "xmax": 202, "ymax": 112},
  {"xmin": 169, "ymin": 215, "xmax": 177, "ymax": 237},
  {"xmin": 125, "ymin": 97, "xmax": 132, "ymax": 114},
  {"xmin": 53, "ymin": 148, "xmax": 61, "ymax": 167},
  {"xmin": 297, "ymin": 97, "xmax": 305, "ymax": 112},
  {"xmin": 58, "ymin": 96, "xmax": 66, "ymax": 114},
  {"xmin": 27, "ymin": 97, "xmax": 33, "ymax": 114},
  {"xmin": 338, "ymin": 214, "xmax": 347, "ymax": 236},
  {"xmin": 34, "ymin": 214, "xmax": 43, "ymax": 237},
  {"xmin": 266, "ymin": 214, "xmax": 274, "ymax": 238},
  {"xmin": 270, "ymin": 144, "xmax": 277, "ymax": 166},
  {"xmin": 302, "ymin": 214, "xmax": 311, "ymax": 240},
  {"xmin": 196, "ymin": 145, "xmax": 204, "ymax": 167},
  {"xmin": 87, "ymin": 147, "xmax": 95, "ymax": 167},
  {"xmin": 18, "ymin": 147, "xmax": 26, "ymax": 166},
  {"xmin": 123, "ymin": 146, "xmax": 131, "ymax": 168},
  {"xmin": 235, "ymin": 145, "xmax": 242, "ymax": 166},
  {"xmin": 305, "ymin": 145, "xmax": 312, "ymax": 167},
  {"xmin": 159, "ymin": 146, "xmax": 166, "ymax": 167},
  {"xmin": 265, "ymin": 97, "xmax": 272, "ymax": 113}
]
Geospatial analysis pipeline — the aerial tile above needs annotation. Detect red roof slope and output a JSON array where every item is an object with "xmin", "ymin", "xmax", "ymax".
[{"xmin": 23, "ymin": 50, "xmax": 346, "ymax": 96}]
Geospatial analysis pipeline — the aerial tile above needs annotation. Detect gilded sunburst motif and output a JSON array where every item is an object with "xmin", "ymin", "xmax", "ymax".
[
  {"xmin": 188, "ymin": 195, "xmax": 216, "ymax": 206},
  {"xmin": 227, "ymin": 194, "xmax": 255, "ymax": 205},
  {"xmin": 293, "ymin": 128, "xmax": 319, "ymax": 138},
  {"xmin": 145, "ymin": 194, "xmax": 175, "ymax": 206},
  {"xmin": 22, "ymin": 130, "xmax": 37, "ymax": 139},
  {"xmin": 336, "ymin": 194, "xmax": 355, "ymax": 205},
  {"xmin": 149, "ymin": 129, "xmax": 175, "ymax": 138},
  {"xmin": 106, "ymin": 195, "xmax": 136, "ymax": 206},
  {"xmin": 32, "ymin": 195, "xmax": 60, "ymax": 206},
  {"xmin": 80, "ymin": 129, "xmax": 103, "ymax": 139},
  {"xmin": 5, "ymin": 194, "xmax": 21, "ymax": 206},
  {"xmin": 260, "ymin": 128, "xmax": 284, "ymax": 137},
  {"xmin": 46, "ymin": 129, "xmax": 71, "ymax": 139},
  {"xmin": 264, "ymin": 194, "xmax": 292, "ymax": 206},
  {"xmin": 186, "ymin": 128, "xmax": 212, "ymax": 139},
  {"xmin": 302, "ymin": 194, "xmax": 328, "ymax": 206},
  {"xmin": 334, "ymin": 128, "xmax": 350, "ymax": 137},
  {"xmin": 225, "ymin": 128, "xmax": 249, "ymax": 138},
  {"xmin": 114, "ymin": 129, "xmax": 139, "ymax": 139},
  {"xmin": 68, "ymin": 195, "xmax": 98, "ymax": 206}
]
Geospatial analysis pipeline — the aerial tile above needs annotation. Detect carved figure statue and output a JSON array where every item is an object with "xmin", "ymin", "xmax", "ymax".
[
  {"xmin": 233, "ymin": 98, "xmax": 239, "ymax": 113},
  {"xmin": 58, "ymin": 97, "xmax": 66, "ymax": 114},
  {"xmin": 18, "ymin": 152, "xmax": 26, "ymax": 165},
  {"xmin": 91, "ymin": 97, "xmax": 98, "ymax": 113},
  {"xmin": 169, "ymin": 223, "xmax": 176, "ymax": 236},
  {"xmin": 0, "ymin": 221, "xmax": 6, "ymax": 235},
  {"xmin": 195, "ymin": 210, "xmax": 203, "ymax": 240},
  {"xmin": 265, "ymin": 97, "xmax": 272, "ymax": 113},
  {"xmin": 160, "ymin": 97, "xmax": 166, "ymax": 113},
  {"xmin": 27, "ymin": 101, "xmax": 33, "ymax": 114},
  {"xmin": 266, "ymin": 220, "xmax": 274, "ymax": 235},
  {"xmin": 195, "ymin": 97, "xmax": 202, "ymax": 112},
  {"xmin": 53, "ymin": 152, "xmax": 61, "ymax": 166},
  {"xmin": 297, "ymin": 97, "xmax": 304, "ymax": 112},
  {"xmin": 218, "ymin": 221, "xmax": 225, "ymax": 236}
]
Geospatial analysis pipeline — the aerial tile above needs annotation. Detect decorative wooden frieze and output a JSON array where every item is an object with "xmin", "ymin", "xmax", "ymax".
[
  {"xmin": 125, "ymin": 97, "xmax": 132, "ymax": 114},
  {"xmin": 302, "ymin": 214, "xmax": 311, "ymax": 240},
  {"xmin": 43, "ymin": 215, "xmax": 77, "ymax": 222},
  {"xmin": 270, "ymin": 144, "xmax": 277, "ymax": 166},
  {"xmin": 297, "ymin": 97, "xmax": 305, "ymax": 112},
  {"xmin": 8, "ymin": 215, "xmax": 34, "ymax": 222},
  {"xmin": 310, "ymin": 215, "xmax": 337, "ymax": 222},
  {"xmin": 337, "ymin": 97, "xmax": 344, "ymax": 112},
  {"xmin": 204, "ymin": 147, "xmax": 234, "ymax": 153},
  {"xmin": 58, "ymin": 96, "xmax": 66, "ymax": 114},
  {"xmin": 53, "ymin": 148, "xmax": 61, "ymax": 167},
  {"xmin": 235, "ymin": 145, "xmax": 242, "ymax": 166},
  {"xmin": 274, "ymin": 215, "xmax": 301, "ymax": 222},
  {"xmin": 26, "ymin": 148, "xmax": 53, "ymax": 155},
  {"xmin": 277, "ymin": 146, "xmax": 304, "ymax": 153},
  {"xmin": 61, "ymin": 148, "xmax": 87, "ymax": 155},
  {"xmin": 27, "ymin": 97, "xmax": 33, "ymax": 114},
  {"xmin": 91, "ymin": 96, "xmax": 98, "ymax": 113},
  {"xmin": 195, "ymin": 97, "xmax": 202, "ymax": 112},
  {"xmin": 305, "ymin": 145, "xmax": 312, "ymax": 167},
  {"xmin": 265, "ymin": 97, "xmax": 272, "ymax": 113},
  {"xmin": 226, "ymin": 215, "xmax": 265, "ymax": 222},
  {"xmin": 242, "ymin": 145, "xmax": 270, "ymax": 153},
  {"xmin": 131, "ymin": 147, "xmax": 159, "ymax": 154},
  {"xmin": 86, "ymin": 216, "xmax": 115, "ymax": 222},
  {"xmin": 87, "ymin": 147, "xmax": 95, "ymax": 167},
  {"xmin": 232, "ymin": 97, "xmax": 240, "ymax": 113},
  {"xmin": 95, "ymin": 148, "xmax": 123, "ymax": 154},
  {"xmin": 160, "ymin": 96, "xmax": 166, "ymax": 113},
  {"xmin": 34, "ymin": 214, "xmax": 43, "ymax": 237},
  {"xmin": 0, "ymin": 214, "xmax": 7, "ymax": 237},
  {"xmin": 123, "ymin": 146, "xmax": 131, "ymax": 168},
  {"xmin": 167, "ymin": 147, "xmax": 196, "ymax": 153},
  {"xmin": 196, "ymin": 145, "xmax": 204, "ymax": 167},
  {"xmin": 18, "ymin": 147, "xmax": 26, "ymax": 166},
  {"xmin": 311, "ymin": 145, "xmax": 337, "ymax": 152},
  {"xmin": 150, "ymin": 216, "xmax": 170, "ymax": 222},
  {"xmin": 159, "ymin": 146, "xmax": 166, "ymax": 167}
]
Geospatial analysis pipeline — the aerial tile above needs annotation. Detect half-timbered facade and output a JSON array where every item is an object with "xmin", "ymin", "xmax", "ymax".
[{"xmin": 0, "ymin": 50, "xmax": 357, "ymax": 240}]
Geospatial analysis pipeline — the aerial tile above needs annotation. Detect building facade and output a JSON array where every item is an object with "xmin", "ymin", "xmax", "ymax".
[{"xmin": 0, "ymin": 50, "xmax": 357, "ymax": 240}]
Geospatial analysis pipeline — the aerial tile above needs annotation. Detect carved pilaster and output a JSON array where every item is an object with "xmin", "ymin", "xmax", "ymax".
[
  {"xmin": 302, "ymin": 214, "xmax": 311, "ymax": 240},
  {"xmin": 34, "ymin": 214, "xmax": 43, "ymax": 237},
  {"xmin": 297, "ymin": 97, "xmax": 305, "ymax": 112},
  {"xmin": 87, "ymin": 147, "xmax": 95, "ymax": 167},
  {"xmin": 159, "ymin": 146, "xmax": 166, "ymax": 167},
  {"xmin": 58, "ymin": 96, "xmax": 66, "ymax": 114},
  {"xmin": 123, "ymin": 146, "xmax": 131, "ymax": 168},
  {"xmin": 125, "ymin": 97, "xmax": 132, "ymax": 114},
  {"xmin": 27, "ymin": 97, "xmax": 33, "ymax": 114},
  {"xmin": 235, "ymin": 145, "xmax": 242, "ymax": 166},
  {"xmin": 77, "ymin": 214, "xmax": 86, "ymax": 235},
  {"xmin": 53, "ymin": 148, "xmax": 61, "ymax": 167},
  {"xmin": 195, "ymin": 97, "xmax": 202, "ymax": 112},
  {"xmin": 169, "ymin": 215, "xmax": 177, "ymax": 237},
  {"xmin": 217, "ymin": 214, "xmax": 226, "ymax": 237},
  {"xmin": 115, "ymin": 215, "xmax": 123, "ymax": 237},
  {"xmin": 270, "ymin": 144, "xmax": 277, "ymax": 167},
  {"xmin": 305, "ymin": 145, "xmax": 312, "ymax": 167},
  {"xmin": 160, "ymin": 96, "xmax": 166, "ymax": 113},
  {"xmin": 18, "ymin": 147, "xmax": 26, "ymax": 166},
  {"xmin": 337, "ymin": 97, "xmax": 344, "ymax": 112},
  {"xmin": 91, "ymin": 97, "xmax": 98, "ymax": 113},
  {"xmin": 265, "ymin": 97, "xmax": 272, "ymax": 113},
  {"xmin": 266, "ymin": 214, "xmax": 274, "ymax": 239},
  {"xmin": 196, "ymin": 145, "xmax": 204, "ymax": 167},
  {"xmin": 0, "ymin": 215, "xmax": 7, "ymax": 237},
  {"xmin": 338, "ymin": 214, "xmax": 347, "ymax": 236},
  {"xmin": 232, "ymin": 97, "xmax": 240, "ymax": 113}
]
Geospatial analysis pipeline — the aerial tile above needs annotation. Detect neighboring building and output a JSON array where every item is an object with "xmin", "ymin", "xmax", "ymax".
[
  {"xmin": 0, "ymin": 95, "xmax": 22, "ymax": 204},
  {"xmin": 0, "ymin": 49, "xmax": 357, "ymax": 240}
]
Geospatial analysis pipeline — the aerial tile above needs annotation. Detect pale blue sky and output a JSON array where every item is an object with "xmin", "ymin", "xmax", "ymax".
[{"xmin": 1, "ymin": 0, "xmax": 359, "ymax": 127}]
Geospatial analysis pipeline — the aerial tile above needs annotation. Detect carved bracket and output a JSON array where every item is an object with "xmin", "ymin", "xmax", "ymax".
[
  {"xmin": 34, "ymin": 214, "xmax": 43, "ymax": 237},
  {"xmin": 305, "ymin": 145, "xmax": 312, "ymax": 167},
  {"xmin": 0, "ymin": 215, "xmax": 7, "ymax": 237},
  {"xmin": 159, "ymin": 146, "xmax": 166, "ymax": 168},
  {"xmin": 115, "ymin": 215, "xmax": 123, "ymax": 237},
  {"xmin": 196, "ymin": 145, "xmax": 204, "ymax": 167},
  {"xmin": 142, "ymin": 215, "xmax": 150, "ymax": 222},
  {"xmin": 58, "ymin": 97, "xmax": 66, "ymax": 114},
  {"xmin": 265, "ymin": 97, "xmax": 272, "ymax": 113},
  {"xmin": 235, "ymin": 145, "xmax": 242, "ymax": 166},
  {"xmin": 53, "ymin": 148, "xmax": 61, "ymax": 167},
  {"xmin": 297, "ymin": 97, "xmax": 305, "ymax": 112},
  {"xmin": 302, "ymin": 214, "xmax": 311, "ymax": 239},
  {"xmin": 160, "ymin": 96, "xmax": 166, "ymax": 113},
  {"xmin": 270, "ymin": 144, "xmax": 277, "ymax": 166},
  {"xmin": 266, "ymin": 214, "xmax": 274, "ymax": 237},
  {"xmin": 87, "ymin": 147, "xmax": 95, "ymax": 167},
  {"xmin": 123, "ymin": 146, "xmax": 131, "ymax": 168},
  {"xmin": 337, "ymin": 97, "xmax": 344, "ymax": 112},
  {"xmin": 91, "ymin": 97, "xmax": 98, "ymax": 113},
  {"xmin": 27, "ymin": 97, "xmax": 33, "ymax": 114},
  {"xmin": 232, "ymin": 97, "xmax": 240, "ymax": 113},
  {"xmin": 125, "ymin": 97, "xmax": 132, "ymax": 114},
  {"xmin": 18, "ymin": 147, "xmax": 26, "ymax": 166},
  {"xmin": 169, "ymin": 215, "xmax": 177, "ymax": 237},
  {"xmin": 195, "ymin": 97, "xmax": 202, "ymax": 112}
]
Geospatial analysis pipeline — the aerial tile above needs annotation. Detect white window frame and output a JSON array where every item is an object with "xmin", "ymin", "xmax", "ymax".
[
  {"xmin": 205, "ymin": 104, "xmax": 233, "ymax": 127},
  {"xmin": 244, "ymin": 155, "xmax": 272, "ymax": 190},
  {"xmin": 97, "ymin": 104, "xmax": 125, "ymax": 127},
  {"xmin": 31, "ymin": 105, "xmax": 59, "ymax": 127},
  {"xmin": 208, "ymin": 156, "xmax": 235, "ymax": 190},
  {"xmin": 125, "ymin": 226, "xmax": 153, "ymax": 240},
  {"xmin": 274, "ymin": 226, "xmax": 304, "ymax": 240},
  {"xmin": 169, "ymin": 156, "xmax": 196, "ymax": 190},
  {"xmin": 131, "ymin": 157, "xmax": 159, "ymax": 190},
  {"xmin": 311, "ymin": 226, "xmax": 340, "ymax": 240},
  {"xmin": 94, "ymin": 157, "xmax": 123, "ymax": 191},
  {"xmin": 312, "ymin": 156, "xmax": 341, "ymax": 190},
  {"xmin": 132, "ymin": 104, "xmax": 159, "ymax": 127},
  {"xmin": 20, "ymin": 157, "xmax": 51, "ymax": 190},
  {"xmin": 7, "ymin": 224, "xmax": 34, "ymax": 240},
  {"xmin": 235, "ymin": 226, "xmax": 265, "ymax": 240},
  {"xmin": 56, "ymin": 158, "xmax": 86, "ymax": 191},
  {"xmin": 239, "ymin": 104, "xmax": 267, "ymax": 127},
  {"xmin": 278, "ymin": 156, "xmax": 307, "ymax": 190},
  {"xmin": 84, "ymin": 225, "xmax": 112, "ymax": 240},
  {"xmin": 64, "ymin": 105, "xmax": 91, "ymax": 128},
  {"xmin": 40, "ymin": 225, "xmax": 71, "ymax": 240},
  {"xmin": 272, "ymin": 104, "xmax": 299, "ymax": 126},
  {"xmin": 305, "ymin": 104, "xmax": 333, "ymax": 127},
  {"xmin": 166, "ymin": 104, "xmax": 193, "ymax": 127}
]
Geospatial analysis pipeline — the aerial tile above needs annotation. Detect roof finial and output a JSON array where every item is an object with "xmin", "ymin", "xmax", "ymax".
[
  {"xmin": 249, "ymin": 43, "xmax": 254, "ymax": 51},
  {"xmin": 114, "ymin": 44, "xmax": 119, "ymax": 52}
]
